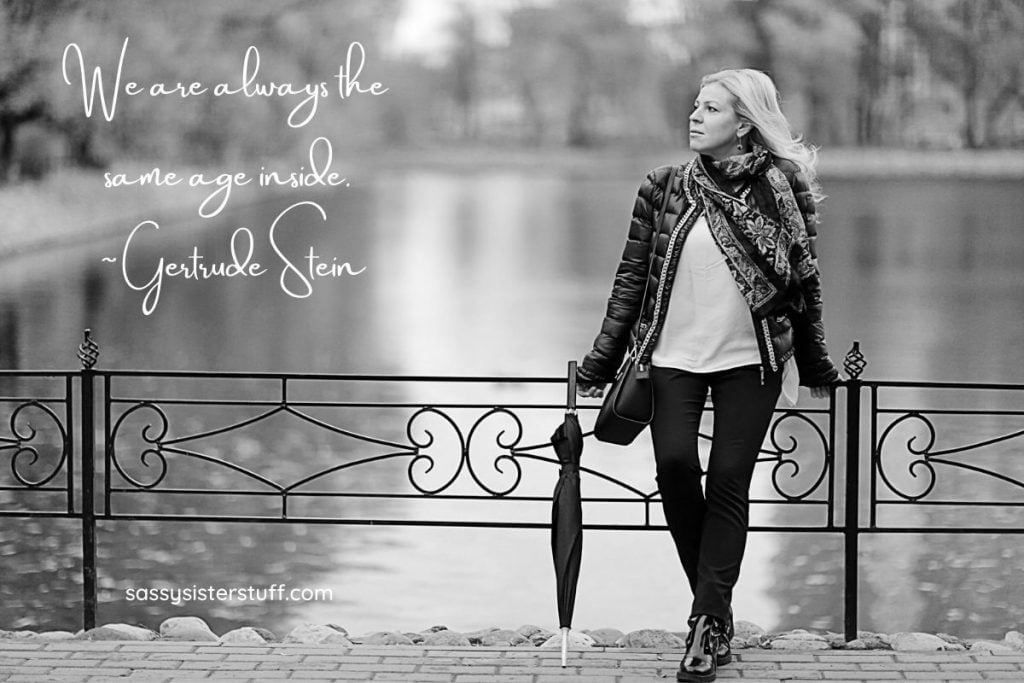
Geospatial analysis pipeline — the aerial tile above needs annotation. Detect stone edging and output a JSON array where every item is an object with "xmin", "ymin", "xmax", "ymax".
[{"xmin": 3, "ymin": 617, "xmax": 1023, "ymax": 654}]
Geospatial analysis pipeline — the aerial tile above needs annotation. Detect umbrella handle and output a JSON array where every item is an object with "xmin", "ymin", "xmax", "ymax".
[
  {"xmin": 566, "ymin": 361, "xmax": 577, "ymax": 415},
  {"xmin": 561, "ymin": 627, "xmax": 569, "ymax": 667}
]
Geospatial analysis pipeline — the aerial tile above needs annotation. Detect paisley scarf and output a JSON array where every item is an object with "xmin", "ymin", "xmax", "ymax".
[{"xmin": 688, "ymin": 144, "xmax": 818, "ymax": 316}]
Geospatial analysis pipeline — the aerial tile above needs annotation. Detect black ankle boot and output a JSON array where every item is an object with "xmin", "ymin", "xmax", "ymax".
[
  {"xmin": 716, "ymin": 608, "xmax": 734, "ymax": 666},
  {"xmin": 715, "ymin": 633, "xmax": 731, "ymax": 666},
  {"xmin": 677, "ymin": 614, "xmax": 722, "ymax": 682}
]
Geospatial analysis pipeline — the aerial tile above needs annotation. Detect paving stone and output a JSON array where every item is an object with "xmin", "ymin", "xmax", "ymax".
[
  {"xmin": 0, "ymin": 641, "xmax": 1020, "ymax": 681},
  {"xmin": 418, "ymin": 664, "xmax": 497, "ymax": 674},
  {"xmin": 176, "ymin": 660, "xmax": 259, "ymax": 670},
  {"xmin": 535, "ymin": 676, "xmax": 618, "ymax": 683},
  {"xmin": 940, "ymin": 662, "xmax": 1021, "ymax": 670},
  {"xmin": 736, "ymin": 652, "xmax": 818, "ymax": 661},
  {"xmin": 981, "ymin": 673, "xmax": 1024, "ymax": 680},
  {"xmin": 195, "ymin": 672, "xmax": 289, "ymax": 679}
]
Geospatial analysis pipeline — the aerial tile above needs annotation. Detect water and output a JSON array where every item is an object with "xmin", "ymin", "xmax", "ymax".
[{"xmin": 1, "ymin": 165, "xmax": 1023, "ymax": 639}]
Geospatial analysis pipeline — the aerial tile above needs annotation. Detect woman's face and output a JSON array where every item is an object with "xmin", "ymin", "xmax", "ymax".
[{"xmin": 688, "ymin": 82, "xmax": 747, "ymax": 160}]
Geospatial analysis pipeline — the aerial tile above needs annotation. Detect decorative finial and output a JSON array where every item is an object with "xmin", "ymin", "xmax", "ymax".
[
  {"xmin": 78, "ymin": 329, "xmax": 99, "ymax": 370},
  {"xmin": 843, "ymin": 341, "xmax": 866, "ymax": 381}
]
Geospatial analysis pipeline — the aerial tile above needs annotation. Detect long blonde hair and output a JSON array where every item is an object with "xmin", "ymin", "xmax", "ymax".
[{"xmin": 701, "ymin": 69, "xmax": 822, "ymax": 202}]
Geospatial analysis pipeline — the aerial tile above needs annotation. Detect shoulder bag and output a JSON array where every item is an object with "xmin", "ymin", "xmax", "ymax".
[{"xmin": 594, "ymin": 165, "xmax": 677, "ymax": 445}]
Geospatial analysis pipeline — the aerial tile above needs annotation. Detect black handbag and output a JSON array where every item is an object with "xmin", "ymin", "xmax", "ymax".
[
  {"xmin": 593, "ymin": 166, "xmax": 678, "ymax": 445},
  {"xmin": 593, "ymin": 353, "xmax": 654, "ymax": 445}
]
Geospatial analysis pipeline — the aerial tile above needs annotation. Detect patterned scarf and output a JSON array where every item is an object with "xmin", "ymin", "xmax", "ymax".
[{"xmin": 688, "ymin": 144, "xmax": 818, "ymax": 316}]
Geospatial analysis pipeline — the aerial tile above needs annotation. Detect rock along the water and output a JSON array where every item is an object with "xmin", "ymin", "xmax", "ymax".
[
  {"xmin": 540, "ymin": 629, "xmax": 595, "ymax": 650},
  {"xmin": 970, "ymin": 640, "xmax": 1015, "ymax": 653},
  {"xmin": 516, "ymin": 624, "xmax": 555, "ymax": 646},
  {"xmin": 159, "ymin": 617, "xmax": 219, "ymax": 642},
  {"xmin": 98, "ymin": 623, "xmax": 159, "ymax": 641},
  {"xmin": 471, "ymin": 629, "xmax": 530, "ymax": 647},
  {"xmin": 889, "ymin": 632, "xmax": 950, "ymax": 652},
  {"xmin": 220, "ymin": 627, "xmax": 267, "ymax": 645},
  {"xmin": 74, "ymin": 627, "xmax": 141, "ymax": 641},
  {"xmin": 583, "ymin": 628, "xmax": 626, "ymax": 647},
  {"xmin": 358, "ymin": 631, "xmax": 416, "ymax": 646},
  {"xmin": 616, "ymin": 629, "xmax": 686, "ymax": 649},
  {"xmin": 282, "ymin": 623, "xmax": 352, "ymax": 646},
  {"xmin": 31, "ymin": 631, "xmax": 77, "ymax": 641},
  {"xmin": 767, "ymin": 629, "xmax": 831, "ymax": 650},
  {"xmin": 420, "ymin": 629, "xmax": 472, "ymax": 647}
]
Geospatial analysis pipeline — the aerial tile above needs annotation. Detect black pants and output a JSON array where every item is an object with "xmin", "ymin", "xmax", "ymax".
[{"xmin": 650, "ymin": 364, "xmax": 781, "ymax": 624}]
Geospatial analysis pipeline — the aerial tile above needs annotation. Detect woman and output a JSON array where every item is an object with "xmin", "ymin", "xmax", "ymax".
[{"xmin": 576, "ymin": 69, "xmax": 841, "ymax": 682}]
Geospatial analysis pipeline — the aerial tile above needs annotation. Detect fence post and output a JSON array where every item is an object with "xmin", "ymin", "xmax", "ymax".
[
  {"xmin": 842, "ymin": 341, "xmax": 867, "ymax": 642},
  {"xmin": 567, "ymin": 361, "xmax": 577, "ymax": 414},
  {"xmin": 78, "ymin": 329, "xmax": 100, "ymax": 631}
]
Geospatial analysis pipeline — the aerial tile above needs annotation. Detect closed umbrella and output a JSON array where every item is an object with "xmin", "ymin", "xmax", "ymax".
[{"xmin": 550, "ymin": 361, "xmax": 584, "ymax": 667}]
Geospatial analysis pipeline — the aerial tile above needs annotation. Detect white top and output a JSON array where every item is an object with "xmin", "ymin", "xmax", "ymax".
[{"xmin": 651, "ymin": 214, "xmax": 762, "ymax": 373}]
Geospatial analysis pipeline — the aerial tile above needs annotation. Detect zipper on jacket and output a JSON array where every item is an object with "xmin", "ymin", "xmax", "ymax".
[
  {"xmin": 636, "ymin": 162, "xmax": 698, "ymax": 363},
  {"xmin": 760, "ymin": 317, "xmax": 779, "ymax": 374},
  {"xmin": 636, "ymin": 202, "xmax": 697, "ymax": 362}
]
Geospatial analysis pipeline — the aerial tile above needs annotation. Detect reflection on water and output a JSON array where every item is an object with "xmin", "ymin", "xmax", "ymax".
[{"xmin": 1, "ymin": 167, "xmax": 1023, "ymax": 637}]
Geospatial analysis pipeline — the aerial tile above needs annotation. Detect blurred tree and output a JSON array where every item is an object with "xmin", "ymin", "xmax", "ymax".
[
  {"xmin": 734, "ymin": 0, "xmax": 778, "ymax": 74},
  {"xmin": 503, "ymin": 0, "xmax": 651, "ymax": 147},
  {"xmin": 904, "ymin": 0, "xmax": 1024, "ymax": 147},
  {"xmin": 673, "ymin": 0, "xmax": 860, "ymax": 145},
  {"xmin": 775, "ymin": 0, "xmax": 862, "ymax": 145},
  {"xmin": 0, "ymin": 0, "xmax": 91, "ymax": 181},
  {"xmin": 841, "ymin": 0, "xmax": 889, "ymax": 145},
  {"xmin": 444, "ymin": 3, "xmax": 480, "ymax": 140},
  {"xmin": 505, "ymin": 5, "xmax": 556, "ymax": 145}
]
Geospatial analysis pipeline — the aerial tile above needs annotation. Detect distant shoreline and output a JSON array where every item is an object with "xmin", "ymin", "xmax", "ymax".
[
  {"xmin": 2, "ymin": 146, "xmax": 1022, "ymax": 259},
  {"xmin": 350, "ymin": 144, "xmax": 1024, "ymax": 179}
]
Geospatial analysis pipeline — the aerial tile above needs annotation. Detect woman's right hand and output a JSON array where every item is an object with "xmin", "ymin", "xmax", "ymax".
[{"xmin": 576, "ymin": 384, "xmax": 606, "ymax": 399}]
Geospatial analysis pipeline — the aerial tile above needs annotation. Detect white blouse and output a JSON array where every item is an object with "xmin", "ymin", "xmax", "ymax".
[{"xmin": 651, "ymin": 214, "xmax": 762, "ymax": 373}]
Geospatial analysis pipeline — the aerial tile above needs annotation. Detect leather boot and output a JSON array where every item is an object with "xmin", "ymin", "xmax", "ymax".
[
  {"xmin": 716, "ymin": 607, "xmax": 734, "ymax": 665},
  {"xmin": 677, "ymin": 614, "xmax": 723, "ymax": 682}
]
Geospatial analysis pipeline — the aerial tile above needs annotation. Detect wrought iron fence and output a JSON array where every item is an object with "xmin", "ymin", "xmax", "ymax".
[{"xmin": 1, "ymin": 331, "xmax": 1022, "ymax": 641}]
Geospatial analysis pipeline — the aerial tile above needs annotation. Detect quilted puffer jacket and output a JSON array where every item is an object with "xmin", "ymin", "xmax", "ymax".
[{"xmin": 578, "ymin": 156, "xmax": 840, "ymax": 388}]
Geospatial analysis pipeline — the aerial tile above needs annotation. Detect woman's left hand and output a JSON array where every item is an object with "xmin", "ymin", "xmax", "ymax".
[{"xmin": 809, "ymin": 385, "xmax": 831, "ymax": 400}]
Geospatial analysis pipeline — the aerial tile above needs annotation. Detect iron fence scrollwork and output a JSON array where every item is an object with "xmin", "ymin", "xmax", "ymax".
[{"xmin": 3, "ymin": 331, "xmax": 1024, "ymax": 643}]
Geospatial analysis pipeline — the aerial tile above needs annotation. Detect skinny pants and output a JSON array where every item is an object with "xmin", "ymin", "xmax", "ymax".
[{"xmin": 650, "ymin": 364, "xmax": 781, "ymax": 624}]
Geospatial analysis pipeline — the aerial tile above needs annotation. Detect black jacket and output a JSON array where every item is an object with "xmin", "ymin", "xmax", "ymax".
[{"xmin": 578, "ymin": 157, "xmax": 840, "ymax": 387}]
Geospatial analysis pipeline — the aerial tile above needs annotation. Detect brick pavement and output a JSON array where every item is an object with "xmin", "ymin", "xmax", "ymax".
[{"xmin": 1, "ymin": 641, "xmax": 1024, "ymax": 682}]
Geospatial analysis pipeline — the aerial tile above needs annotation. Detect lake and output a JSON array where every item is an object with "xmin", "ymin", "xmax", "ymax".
[{"xmin": 1, "ymin": 161, "xmax": 1022, "ymax": 639}]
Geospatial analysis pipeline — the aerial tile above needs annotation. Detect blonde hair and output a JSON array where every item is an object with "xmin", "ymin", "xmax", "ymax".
[{"xmin": 701, "ymin": 68, "xmax": 822, "ymax": 201}]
